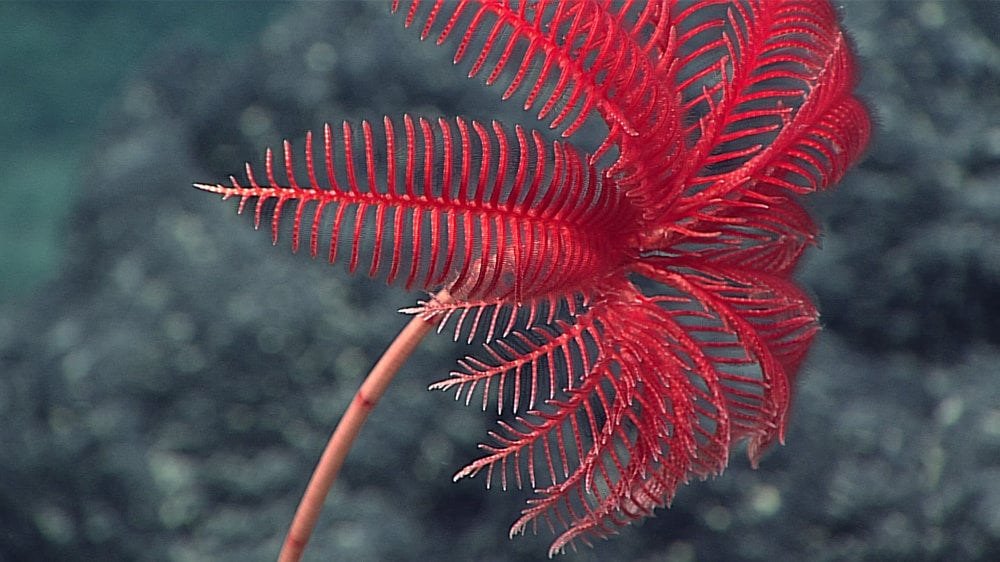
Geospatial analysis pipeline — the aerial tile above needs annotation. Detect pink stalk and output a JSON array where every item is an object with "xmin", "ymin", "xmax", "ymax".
[{"xmin": 278, "ymin": 291, "xmax": 451, "ymax": 562}]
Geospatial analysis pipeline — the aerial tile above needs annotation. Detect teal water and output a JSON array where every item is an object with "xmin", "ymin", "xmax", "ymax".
[{"xmin": 0, "ymin": 1, "xmax": 290, "ymax": 302}]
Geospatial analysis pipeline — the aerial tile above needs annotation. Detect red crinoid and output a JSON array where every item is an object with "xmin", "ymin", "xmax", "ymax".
[{"xmin": 197, "ymin": 0, "xmax": 870, "ymax": 558}]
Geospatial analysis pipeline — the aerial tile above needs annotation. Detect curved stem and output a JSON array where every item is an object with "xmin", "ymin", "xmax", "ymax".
[{"xmin": 278, "ymin": 291, "xmax": 451, "ymax": 562}]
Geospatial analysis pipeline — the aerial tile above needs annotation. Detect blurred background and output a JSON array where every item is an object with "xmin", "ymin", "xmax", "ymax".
[
  {"xmin": 1, "ymin": 2, "xmax": 289, "ymax": 301},
  {"xmin": 2, "ymin": 2, "xmax": 999, "ymax": 561}
]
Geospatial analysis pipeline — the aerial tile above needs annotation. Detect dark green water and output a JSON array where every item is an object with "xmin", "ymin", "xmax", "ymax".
[{"xmin": 1, "ymin": 1, "xmax": 291, "ymax": 302}]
